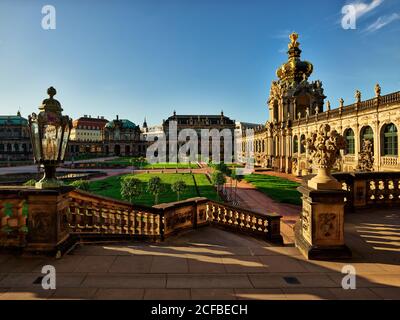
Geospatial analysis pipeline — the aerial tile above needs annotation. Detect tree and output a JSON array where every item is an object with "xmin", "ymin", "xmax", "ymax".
[
  {"xmin": 171, "ymin": 179, "xmax": 187, "ymax": 201},
  {"xmin": 147, "ymin": 176, "xmax": 163, "ymax": 205},
  {"xmin": 212, "ymin": 162, "xmax": 232, "ymax": 179},
  {"xmin": 120, "ymin": 176, "xmax": 142, "ymax": 203},
  {"xmin": 70, "ymin": 179, "xmax": 90, "ymax": 191},
  {"xmin": 211, "ymin": 170, "xmax": 226, "ymax": 193}
]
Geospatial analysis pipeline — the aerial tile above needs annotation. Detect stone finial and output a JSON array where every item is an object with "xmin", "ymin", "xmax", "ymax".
[
  {"xmin": 326, "ymin": 100, "xmax": 331, "ymax": 111},
  {"xmin": 289, "ymin": 32, "xmax": 300, "ymax": 49},
  {"xmin": 47, "ymin": 86, "xmax": 56, "ymax": 99},
  {"xmin": 304, "ymin": 124, "xmax": 346, "ymax": 190},
  {"xmin": 375, "ymin": 83, "xmax": 381, "ymax": 97},
  {"xmin": 339, "ymin": 98, "xmax": 344, "ymax": 108},
  {"xmin": 355, "ymin": 90, "xmax": 361, "ymax": 103}
]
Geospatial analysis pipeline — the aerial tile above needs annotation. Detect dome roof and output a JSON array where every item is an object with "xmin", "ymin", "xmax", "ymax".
[
  {"xmin": 105, "ymin": 119, "xmax": 137, "ymax": 129},
  {"xmin": 0, "ymin": 113, "xmax": 28, "ymax": 126},
  {"xmin": 276, "ymin": 33, "xmax": 313, "ymax": 84}
]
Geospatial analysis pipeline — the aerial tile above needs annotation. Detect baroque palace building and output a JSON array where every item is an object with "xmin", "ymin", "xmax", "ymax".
[
  {"xmin": 162, "ymin": 111, "xmax": 236, "ymax": 161},
  {"xmin": 239, "ymin": 32, "xmax": 400, "ymax": 175},
  {"xmin": 103, "ymin": 115, "xmax": 142, "ymax": 156},
  {"xmin": 0, "ymin": 111, "xmax": 32, "ymax": 161},
  {"xmin": 68, "ymin": 115, "xmax": 108, "ymax": 155}
]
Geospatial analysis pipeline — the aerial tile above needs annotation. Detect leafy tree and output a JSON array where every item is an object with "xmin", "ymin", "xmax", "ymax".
[
  {"xmin": 147, "ymin": 176, "xmax": 163, "ymax": 205},
  {"xmin": 171, "ymin": 179, "xmax": 187, "ymax": 201},
  {"xmin": 120, "ymin": 176, "xmax": 142, "ymax": 203},
  {"xmin": 70, "ymin": 179, "xmax": 90, "ymax": 191},
  {"xmin": 211, "ymin": 170, "xmax": 226, "ymax": 192},
  {"xmin": 131, "ymin": 157, "xmax": 148, "ymax": 169},
  {"xmin": 23, "ymin": 179, "xmax": 36, "ymax": 186}
]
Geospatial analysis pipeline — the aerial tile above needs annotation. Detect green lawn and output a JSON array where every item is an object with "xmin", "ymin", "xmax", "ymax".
[
  {"xmin": 105, "ymin": 158, "xmax": 198, "ymax": 169},
  {"xmin": 244, "ymin": 174, "xmax": 301, "ymax": 206},
  {"xmin": 87, "ymin": 173, "xmax": 218, "ymax": 206}
]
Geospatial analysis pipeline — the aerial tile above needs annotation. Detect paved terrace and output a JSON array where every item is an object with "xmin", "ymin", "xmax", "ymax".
[{"xmin": 0, "ymin": 209, "xmax": 399, "ymax": 300}]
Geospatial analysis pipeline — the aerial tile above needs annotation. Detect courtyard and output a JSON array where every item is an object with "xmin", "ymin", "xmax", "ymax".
[{"xmin": 0, "ymin": 209, "xmax": 399, "ymax": 300}]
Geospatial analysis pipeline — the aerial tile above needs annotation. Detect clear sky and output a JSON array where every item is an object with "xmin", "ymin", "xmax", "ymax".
[{"xmin": 0, "ymin": 0, "xmax": 399, "ymax": 126}]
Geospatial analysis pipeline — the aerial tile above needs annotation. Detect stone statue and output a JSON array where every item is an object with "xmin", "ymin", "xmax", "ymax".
[
  {"xmin": 326, "ymin": 100, "xmax": 331, "ymax": 111},
  {"xmin": 306, "ymin": 107, "xmax": 310, "ymax": 118},
  {"xmin": 355, "ymin": 90, "xmax": 361, "ymax": 103},
  {"xmin": 298, "ymin": 112, "xmax": 301, "ymax": 120},
  {"xmin": 303, "ymin": 124, "xmax": 346, "ymax": 190},
  {"xmin": 339, "ymin": 98, "xmax": 344, "ymax": 108},
  {"xmin": 356, "ymin": 139, "xmax": 374, "ymax": 172},
  {"xmin": 315, "ymin": 105, "xmax": 319, "ymax": 115},
  {"xmin": 375, "ymin": 83, "xmax": 381, "ymax": 97}
]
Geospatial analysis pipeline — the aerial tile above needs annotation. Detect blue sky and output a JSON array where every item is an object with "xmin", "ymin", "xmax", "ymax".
[{"xmin": 0, "ymin": 0, "xmax": 399, "ymax": 125}]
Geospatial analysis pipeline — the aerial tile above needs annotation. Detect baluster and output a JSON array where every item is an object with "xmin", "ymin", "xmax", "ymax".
[
  {"xmin": 130, "ymin": 211, "xmax": 136, "ymax": 235},
  {"xmin": 137, "ymin": 212, "xmax": 142, "ymax": 234},
  {"xmin": 245, "ymin": 214, "xmax": 251, "ymax": 229},
  {"xmin": 233, "ymin": 211, "xmax": 239, "ymax": 226},
  {"xmin": 251, "ymin": 216, "xmax": 257, "ymax": 231},
  {"xmin": 239, "ymin": 212, "xmax": 245, "ymax": 228},
  {"xmin": 222, "ymin": 208, "xmax": 227, "ymax": 223},
  {"xmin": 154, "ymin": 214, "xmax": 160, "ymax": 235}
]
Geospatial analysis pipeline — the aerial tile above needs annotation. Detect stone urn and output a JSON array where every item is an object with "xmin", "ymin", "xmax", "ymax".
[{"xmin": 304, "ymin": 124, "xmax": 345, "ymax": 190}]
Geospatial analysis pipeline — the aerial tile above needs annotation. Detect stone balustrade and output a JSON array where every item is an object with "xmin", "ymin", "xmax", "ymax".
[
  {"xmin": 334, "ymin": 172, "xmax": 400, "ymax": 210},
  {"xmin": 0, "ymin": 187, "xmax": 283, "ymax": 253},
  {"xmin": 68, "ymin": 190, "xmax": 163, "ymax": 241},
  {"xmin": 206, "ymin": 201, "xmax": 283, "ymax": 243},
  {"xmin": 381, "ymin": 156, "xmax": 398, "ymax": 167}
]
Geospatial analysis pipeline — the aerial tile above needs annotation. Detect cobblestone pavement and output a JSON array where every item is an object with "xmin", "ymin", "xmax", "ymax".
[{"xmin": 0, "ymin": 209, "xmax": 399, "ymax": 300}]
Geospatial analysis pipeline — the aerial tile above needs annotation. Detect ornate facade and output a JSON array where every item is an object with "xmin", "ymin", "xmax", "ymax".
[
  {"xmin": 103, "ymin": 115, "xmax": 142, "ymax": 156},
  {"xmin": 162, "ymin": 111, "xmax": 236, "ymax": 161},
  {"xmin": 0, "ymin": 112, "xmax": 32, "ymax": 161},
  {"xmin": 239, "ymin": 33, "xmax": 400, "ymax": 175}
]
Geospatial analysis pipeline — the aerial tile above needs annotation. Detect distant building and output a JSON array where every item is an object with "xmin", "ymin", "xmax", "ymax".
[
  {"xmin": 69, "ymin": 115, "xmax": 108, "ymax": 142},
  {"xmin": 140, "ymin": 119, "xmax": 163, "ymax": 157},
  {"xmin": 162, "ymin": 111, "xmax": 236, "ymax": 162},
  {"xmin": 0, "ymin": 111, "xmax": 32, "ymax": 161},
  {"xmin": 235, "ymin": 121, "xmax": 264, "ymax": 164},
  {"xmin": 104, "ymin": 115, "xmax": 142, "ymax": 156}
]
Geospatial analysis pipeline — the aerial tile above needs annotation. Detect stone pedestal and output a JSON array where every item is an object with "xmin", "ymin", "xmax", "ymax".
[
  {"xmin": 25, "ymin": 186, "xmax": 74, "ymax": 255},
  {"xmin": 0, "ymin": 186, "xmax": 74, "ymax": 256},
  {"xmin": 295, "ymin": 185, "xmax": 352, "ymax": 260}
]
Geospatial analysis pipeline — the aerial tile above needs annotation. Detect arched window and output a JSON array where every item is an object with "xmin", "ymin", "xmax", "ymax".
[
  {"xmin": 383, "ymin": 123, "xmax": 398, "ymax": 156},
  {"xmin": 293, "ymin": 136, "xmax": 299, "ymax": 153},
  {"xmin": 7, "ymin": 143, "xmax": 12, "ymax": 152},
  {"xmin": 344, "ymin": 129, "xmax": 355, "ymax": 154},
  {"xmin": 361, "ymin": 126, "xmax": 374, "ymax": 146},
  {"xmin": 14, "ymin": 144, "xmax": 19, "ymax": 152},
  {"xmin": 300, "ymin": 134, "xmax": 306, "ymax": 154},
  {"xmin": 0, "ymin": 144, "xmax": 4, "ymax": 152}
]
